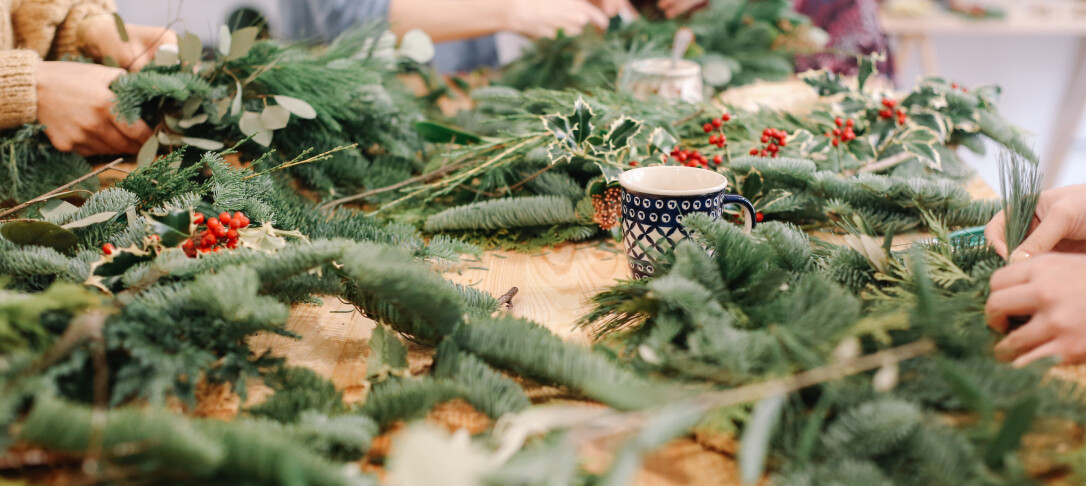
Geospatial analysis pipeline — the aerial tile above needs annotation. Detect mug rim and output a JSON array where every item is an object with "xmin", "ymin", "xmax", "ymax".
[{"xmin": 618, "ymin": 166, "xmax": 728, "ymax": 197}]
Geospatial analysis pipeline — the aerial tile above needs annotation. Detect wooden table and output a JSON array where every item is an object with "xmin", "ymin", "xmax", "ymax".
[{"xmin": 880, "ymin": 7, "xmax": 1086, "ymax": 188}]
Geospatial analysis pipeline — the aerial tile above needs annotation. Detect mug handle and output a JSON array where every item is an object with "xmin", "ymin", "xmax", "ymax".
[{"xmin": 723, "ymin": 194, "xmax": 756, "ymax": 233}]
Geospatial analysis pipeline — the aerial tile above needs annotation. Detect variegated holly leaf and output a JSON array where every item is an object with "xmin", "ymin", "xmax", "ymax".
[
  {"xmin": 569, "ymin": 96, "xmax": 594, "ymax": 144},
  {"xmin": 754, "ymin": 189, "xmax": 796, "ymax": 213},
  {"xmin": 741, "ymin": 169, "xmax": 764, "ymax": 198},
  {"xmin": 605, "ymin": 117, "xmax": 642, "ymax": 151},
  {"xmin": 542, "ymin": 113, "xmax": 574, "ymax": 148},
  {"xmin": 647, "ymin": 127, "xmax": 677, "ymax": 156},
  {"xmin": 84, "ymin": 244, "xmax": 153, "ymax": 294},
  {"xmin": 236, "ymin": 224, "xmax": 307, "ymax": 253},
  {"xmin": 366, "ymin": 325, "xmax": 410, "ymax": 382},
  {"xmin": 800, "ymin": 69, "xmax": 848, "ymax": 96},
  {"xmin": 145, "ymin": 209, "xmax": 192, "ymax": 248}
]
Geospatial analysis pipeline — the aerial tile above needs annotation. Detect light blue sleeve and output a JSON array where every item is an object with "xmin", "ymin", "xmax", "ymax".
[{"xmin": 278, "ymin": 0, "xmax": 390, "ymax": 41}]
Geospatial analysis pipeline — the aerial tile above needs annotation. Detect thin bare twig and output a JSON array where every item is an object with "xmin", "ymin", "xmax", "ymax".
[
  {"xmin": 672, "ymin": 108, "xmax": 706, "ymax": 127},
  {"xmin": 320, "ymin": 157, "xmax": 478, "ymax": 210},
  {"xmin": 497, "ymin": 287, "xmax": 519, "ymax": 308},
  {"xmin": 0, "ymin": 158, "xmax": 124, "ymax": 219},
  {"xmin": 242, "ymin": 144, "xmax": 357, "ymax": 180}
]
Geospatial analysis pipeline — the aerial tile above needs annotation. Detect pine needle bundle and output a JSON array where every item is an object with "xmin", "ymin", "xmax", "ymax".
[{"xmin": 997, "ymin": 149, "xmax": 1042, "ymax": 258}]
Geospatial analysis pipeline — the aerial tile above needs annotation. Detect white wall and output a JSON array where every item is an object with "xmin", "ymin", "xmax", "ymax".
[
  {"xmin": 893, "ymin": 34, "xmax": 1086, "ymax": 189},
  {"xmin": 115, "ymin": 0, "xmax": 282, "ymax": 41}
]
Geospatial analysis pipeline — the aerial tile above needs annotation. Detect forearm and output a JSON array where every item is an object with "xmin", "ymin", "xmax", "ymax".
[{"xmin": 387, "ymin": 0, "xmax": 511, "ymax": 42}]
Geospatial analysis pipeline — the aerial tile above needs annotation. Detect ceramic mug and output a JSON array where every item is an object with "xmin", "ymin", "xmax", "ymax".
[{"xmin": 618, "ymin": 166, "xmax": 755, "ymax": 278}]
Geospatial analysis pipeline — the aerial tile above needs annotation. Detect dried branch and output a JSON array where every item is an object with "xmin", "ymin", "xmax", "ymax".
[{"xmin": 0, "ymin": 158, "xmax": 124, "ymax": 219}]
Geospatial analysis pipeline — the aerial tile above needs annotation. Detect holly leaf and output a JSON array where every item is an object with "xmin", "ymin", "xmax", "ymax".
[
  {"xmin": 273, "ymin": 95, "xmax": 317, "ymax": 119},
  {"xmin": 237, "ymin": 225, "xmax": 307, "ymax": 253},
  {"xmin": 593, "ymin": 162, "xmax": 624, "ymax": 184},
  {"xmin": 569, "ymin": 97, "xmax": 594, "ymax": 144},
  {"xmin": 800, "ymin": 69, "xmax": 848, "ymax": 96},
  {"xmin": 741, "ymin": 169, "xmax": 764, "ymax": 198},
  {"xmin": 1, "ymin": 220, "xmax": 79, "ymax": 251},
  {"xmin": 415, "ymin": 121, "xmax": 483, "ymax": 145},
  {"xmin": 62, "ymin": 211, "xmax": 117, "ymax": 230},
  {"xmin": 605, "ymin": 117, "xmax": 642, "ymax": 151},
  {"xmin": 542, "ymin": 114, "xmax": 574, "ymax": 147},
  {"xmin": 909, "ymin": 111, "xmax": 949, "ymax": 140},
  {"xmin": 85, "ymin": 244, "xmax": 153, "ymax": 293},
  {"xmin": 228, "ymin": 26, "xmax": 260, "ymax": 61},
  {"xmin": 648, "ymin": 127, "xmax": 677, "ymax": 156},
  {"xmin": 145, "ymin": 209, "xmax": 192, "ymax": 248},
  {"xmin": 856, "ymin": 53, "xmax": 884, "ymax": 93}
]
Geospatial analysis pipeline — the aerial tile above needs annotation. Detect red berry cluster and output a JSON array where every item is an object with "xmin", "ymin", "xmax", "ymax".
[
  {"xmin": 749, "ymin": 128, "xmax": 787, "ymax": 158},
  {"xmin": 950, "ymin": 82, "xmax": 969, "ymax": 93},
  {"xmin": 702, "ymin": 112, "xmax": 731, "ymax": 149},
  {"xmin": 181, "ymin": 211, "xmax": 251, "ymax": 257},
  {"xmin": 668, "ymin": 147, "xmax": 722, "ymax": 168},
  {"xmin": 878, "ymin": 99, "xmax": 907, "ymax": 125},
  {"xmin": 825, "ymin": 117, "xmax": 857, "ymax": 147}
]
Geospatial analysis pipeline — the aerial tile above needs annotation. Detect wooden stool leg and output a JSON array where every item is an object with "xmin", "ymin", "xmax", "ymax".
[
  {"xmin": 894, "ymin": 35, "xmax": 915, "ymax": 85},
  {"xmin": 1042, "ymin": 36, "xmax": 1086, "ymax": 188},
  {"xmin": 918, "ymin": 34, "xmax": 938, "ymax": 76}
]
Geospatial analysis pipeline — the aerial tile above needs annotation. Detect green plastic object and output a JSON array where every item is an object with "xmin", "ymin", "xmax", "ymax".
[{"xmin": 947, "ymin": 226, "xmax": 987, "ymax": 247}]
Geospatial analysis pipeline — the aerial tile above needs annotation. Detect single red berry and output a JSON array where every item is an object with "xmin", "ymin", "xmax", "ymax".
[
  {"xmin": 677, "ymin": 152, "xmax": 688, "ymax": 162},
  {"xmin": 763, "ymin": 128, "xmax": 773, "ymax": 136},
  {"xmin": 629, "ymin": 160, "xmax": 638, "ymax": 167},
  {"xmin": 218, "ymin": 212, "xmax": 231, "ymax": 222},
  {"xmin": 951, "ymin": 83, "xmax": 958, "ymax": 89},
  {"xmin": 213, "ymin": 225, "xmax": 229, "ymax": 238},
  {"xmin": 760, "ymin": 150, "xmax": 768, "ymax": 157},
  {"xmin": 846, "ymin": 118, "xmax": 855, "ymax": 128},
  {"xmin": 713, "ymin": 155, "xmax": 723, "ymax": 165},
  {"xmin": 201, "ymin": 233, "xmax": 217, "ymax": 248},
  {"xmin": 207, "ymin": 217, "xmax": 221, "ymax": 229},
  {"xmin": 832, "ymin": 138, "xmax": 840, "ymax": 147},
  {"xmin": 755, "ymin": 212, "xmax": 765, "ymax": 222},
  {"xmin": 708, "ymin": 134, "xmax": 718, "ymax": 144},
  {"xmin": 237, "ymin": 215, "xmax": 250, "ymax": 228},
  {"xmin": 835, "ymin": 117, "xmax": 843, "ymax": 127},
  {"xmin": 767, "ymin": 143, "xmax": 778, "ymax": 153},
  {"xmin": 716, "ymin": 140, "xmax": 726, "ymax": 148},
  {"xmin": 778, "ymin": 139, "xmax": 786, "ymax": 147},
  {"xmin": 749, "ymin": 148, "xmax": 759, "ymax": 155},
  {"xmin": 703, "ymin": 123, "xmax": 713, "ymax": 133},
  {"xmin": 193, "ymin": 213, "xmax": 205, "ymax": 225},
  {"xmin": 832, "ymin": 128, "xmax": 842, "ymax": 137},
  {"xmin": 824, "ymin": 132, "xmax": 832, "ymax": 137},
  {"xmin": 226, "ymin": 229, "xmax": 238, "ymax": 240},
  {"xmin": 102, "ymin": 243, "xmax": 115, "ymax": 255},
  {"xmin": 712, "ymin": 118, "xmax": 723, "ymax": 128},
  {"xmin": 182, "ymin": 239, "xmax": 194, "ymax": 251},
  {"xmin": 227, "ymin": 239, "xmax": 238, "ymax": 249},
  {"xmin": 962, "ymin": 87, "xmax": 968, "ymax": 93},
  {"xmin": 721, "ymin": 113, "xmax": 731, "ymax": 122},
  {"xmin": 878, "ymin": 109, "xmax": 892, "ymax": 119},
  {"xmin": 760, "ymin": 135, "xmax": 770, "ymax": 143},
  {"xmin": 882, "ymin": 98, "xmax": 896, "ymax": 108}
]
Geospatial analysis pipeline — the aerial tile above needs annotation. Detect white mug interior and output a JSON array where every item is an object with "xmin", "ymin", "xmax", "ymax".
[{"xmin": 618, "ymin": 166, "xmax": 728, "ymax": 197}]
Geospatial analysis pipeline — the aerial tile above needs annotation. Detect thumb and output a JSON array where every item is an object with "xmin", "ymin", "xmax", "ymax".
[{"xmin": 1010, "ymin": 213, "xmax": 1069, "ymax": 262}]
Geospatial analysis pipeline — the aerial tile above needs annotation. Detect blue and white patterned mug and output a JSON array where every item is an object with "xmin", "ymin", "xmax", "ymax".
[{"xmin": 618, "ymin": 166, "xmax": 755, "ymax": 278}]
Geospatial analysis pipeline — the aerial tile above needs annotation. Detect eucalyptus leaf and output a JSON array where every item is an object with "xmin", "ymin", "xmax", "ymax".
[
  {"xmin": 228, "ymin": 26, "xmax": 260, "ymax": 60},
  {"xmin": 152, "ymin": 44, "xmax": 180, "ymax": 66},
  {"xmin": 261, "ymin": 105, "xmax": 291, "ymax": 130},
  {"xmin": 178, "ymin": 114, "xmax": 209, "ymax": 129},
  {"xmin": 39, "ymin": 200, "xmax": 78, "ymax": 221},
  {"xmin": 740, "ymin": 393, "xmax": 786, "ymax": 485},
  {"xmin": 0, "ymin": 220, "xmax": 79, "ymax": 251},
  {"xmin": 398, "ymin": 29, "xmax": 435, "ymax": 63},
  {"xmin": 180, "ymin": 137, "xmax": 225, "ymax": 151},
  {"xmin": 180, "ymin": 32, "xmax": 202, "ymax": 66},
  {"xmin": 252, "ymin": 130, "xmax": 273, "ymax": 147},
  {"xmin": 415, "ymin": 121, "xmax": 483, "ymax": 145},
  {"xmin": 181, "ymin": 96, "xmax": 203, "ymax": 119},
  {"xmin": 156, "ymin": 131, "xmax": 183, "ymax": 146},
  {"xmin": 231, "ymin": 80, "xmax": 243, "ymax": 116},
  {"xmin": 218, "ymin": 25, "xmax": 232, "ymax": 56},
  {"xmin": 112, "ymin": 13, "xmax": 129, "ymax": 42},
  {"xmin": 62, "ymin": 211, "xmax": 118, "ymax": 230},
  {"xmin": 213, "ymin": 97, "xmax": 231, "ymax": 122},
  {"xmin": 137, "ymin": 135, "xmax": 159, "ymax": 167},
  {"xmin": 274, "ymin": 95, "xmax": 317, "ymax": 119},
  {"xmin": 238, "ymin": 111, "xmax": 264, "ymax": 137}
]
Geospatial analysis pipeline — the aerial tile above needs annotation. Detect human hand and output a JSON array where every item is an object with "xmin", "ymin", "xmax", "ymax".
[
  {"xmin": 986, "ymin": 253, "xmax": 1086, "ymax": 366},
  {"xmin": 82, "ymin": 15, "xmax": 179, "ymax": 72},
  {"xmin": 984, "ymin": 183, "xmax": 1086, "ymax": 262},
  {"xmin": 657, "ymin": 0, "xmax": 708, "ymax": 18},
  {"xmin": 588, "ymin": 0, "xmax": 636, "ymax": 18},
  {"xmin": 36, "ymin": 61, "xmax": 152, "ymax": 156},
  {"xmin": 507, "ymin": 0, "xmax": 609, "ymax": 38}
]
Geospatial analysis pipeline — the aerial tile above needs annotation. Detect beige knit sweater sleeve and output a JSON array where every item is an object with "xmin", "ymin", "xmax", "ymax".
[{"xmin": 0, "ymin": 0, "xmax": 116, "ymax": 130}]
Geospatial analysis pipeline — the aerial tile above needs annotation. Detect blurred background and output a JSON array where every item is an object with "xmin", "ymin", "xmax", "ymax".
[{"xmin": 116, "ymin": 0, "xmax": 1086, "ymax": 189}]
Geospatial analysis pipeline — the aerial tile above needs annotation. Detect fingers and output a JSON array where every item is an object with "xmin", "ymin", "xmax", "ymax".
[
  {"xmin": 994, "ymin": 316, "xmax": 1056, "ymax": 362},
  {"xmin": 989, "ymin": 261, "xmax": 1032, "ymax": 292},
  {"xmin": 1011, "ymin": 340, "xmax": 1063, "ymax": 368},
  {"xmin": 985, "ymin": 285, "xmax": 1040, "ymax": 333},
  {"xmin": 1012, "ymin": 209, "xmax": 1072, "ymax": 262},
  {"xmin": 574, "ymin": 2, "xmax": 610, "ymax": 30},
  {"xmin": 660, "ymin": 0, "xmax": 707, "ymax": 18},
  {"xmin": 984, "ymin": 210, "xmax": 1007, "ymax": 258},
  {"xmin": 111, "ymin": 116, "xmax": 153, "ymax": 143}
]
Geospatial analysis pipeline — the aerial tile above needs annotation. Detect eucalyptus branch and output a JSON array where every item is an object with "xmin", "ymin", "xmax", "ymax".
[{"xmin": 0, "ymin": 158, "xmax": 124, "ymax": 219}]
